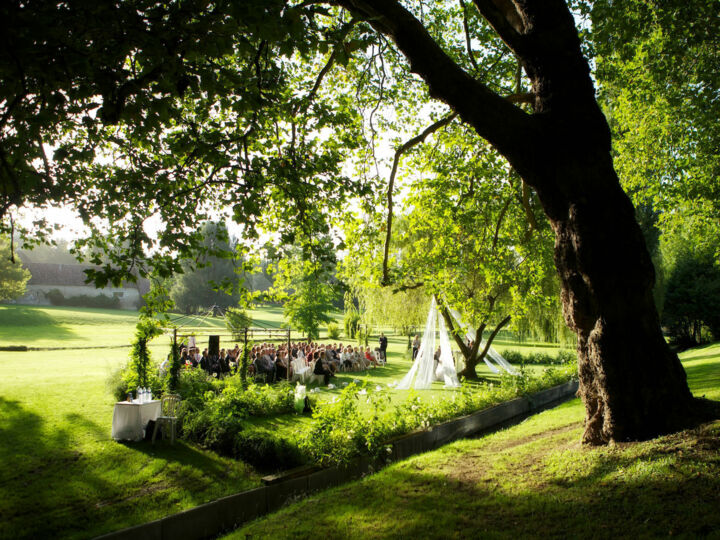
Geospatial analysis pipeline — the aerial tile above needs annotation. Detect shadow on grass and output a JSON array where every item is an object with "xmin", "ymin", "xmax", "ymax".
[
  {"xmin": 0, "ymin": 305, "xmax": 77, "ymax": 343},
  {"xmin": 0, "ymin": 397, "xmax": 258, "ymax": 540},
  {"xmin": 0, "ymin": 396, "xmax": 111, "ymax": 539},
  {"xmin": 684, "ymin": 359, "xmax": 720, "ymax": 400},
  {"xmin": 236, "ymin": 423, "xmax": 720, "ymax": 539}
]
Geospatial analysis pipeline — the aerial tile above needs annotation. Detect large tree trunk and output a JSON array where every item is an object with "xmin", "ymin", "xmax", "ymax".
[{"xmin": 340, "ymin": 0, "xmax": 719, "ymax": 443}]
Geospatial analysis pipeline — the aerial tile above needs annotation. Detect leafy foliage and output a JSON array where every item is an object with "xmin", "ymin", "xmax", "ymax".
[
  {"xmin": 0, "ymin": 237, "xmax": 30, "ymax": 301},
  {"xmin": 301, "ymin": 364, "xmax": 576, "ymax": 466},
  {"xmin": 592, "ymin": 0, "xmax": 720, "ymax": 230},
  {"xmin": 179, "ymin": 378, "xmax": 308, "ymax": 469},
  {"xmin": 270, "ymin": 238, "xmax": 339, "ymax": 340},
  {"xmin": 225, "ymin": 307, "xmax": 253, "ymax": 340},
  {"xmin": 126, "ymin": 317, "xmax": 164, "ymax": 392}
]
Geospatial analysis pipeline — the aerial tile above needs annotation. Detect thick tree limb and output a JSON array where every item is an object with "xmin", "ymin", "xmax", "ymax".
[
  {"xmin": 336, "ymin": 0, "xmax": 537, "ymax": 177},
  {"xmin": 471, "ymin": 0, "xmax": 526, "ymax": 55},
  {"xmin": 381, "ymin": 112, "xmax": 457, "ymax": 285},
  {"xmin": 477, "ymin": 314, "xmax": 511, "ymax": 360}
]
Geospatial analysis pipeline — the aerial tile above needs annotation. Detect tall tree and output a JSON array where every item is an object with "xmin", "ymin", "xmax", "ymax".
[
  {"xmin": 270, "ymin": 235, "xmax": 340, "ymax": 341},
  {"xmin": 1, "ymin": 1, "xmax": 717, "ymax": 442},
  {"xmin": 0, "ymin": 236, "xmax": 30, "ymax": 301},
  {"xmin": 170, "ymin": 221, "xmax": 243, "ymax": 312}
]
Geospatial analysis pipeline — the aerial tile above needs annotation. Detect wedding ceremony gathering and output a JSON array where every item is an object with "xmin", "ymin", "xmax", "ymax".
[{"xmin": 1, "ymin": 1, "xmax": 719, "ymax": 538}]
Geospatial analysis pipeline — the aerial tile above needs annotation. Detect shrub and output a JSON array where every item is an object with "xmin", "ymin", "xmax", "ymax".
[
  {"xmin": 225, "ymin": 307, "xmax": 253, "ymax": 340},
  {"xmin": 327, "ymin": 322, "xmax": 341, "ymax": 340},
  {"xmin": 344, "ymin": 309, "xmax": 360, "ymax": 339},
  {"xmin": 501, "ymin": 349, "xmax": 576, "ymax": 366},
  {"xmin": 46, "ymin": 288, "xmax": 121, "ymax": 309},
  {"xmin": 300, "ymin": 363, "xmax": 578, "ymax": 467},
  {"xmin": 178, "ymin": 378, "xmax": 312, "ymax": 468}
]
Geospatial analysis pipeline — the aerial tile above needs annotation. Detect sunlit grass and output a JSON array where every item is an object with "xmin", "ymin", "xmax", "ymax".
[{"xmin": 227, "ymin": 345, "xmax": 720, "ymax": 539}]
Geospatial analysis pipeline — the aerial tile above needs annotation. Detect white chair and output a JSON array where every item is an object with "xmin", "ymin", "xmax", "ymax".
[
  {"xmin": 152, "ymin": 394, "xmax": 181, "ymax": 444},
  {"xmin": 291, "ymin": 358, "xmax": 312, "ymax": 383}
]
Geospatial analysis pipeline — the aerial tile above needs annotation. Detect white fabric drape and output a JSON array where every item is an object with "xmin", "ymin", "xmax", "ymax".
[
  {"xmin": 437, "ymin": 310, "xmax": 461, "ymax": 387},
  {"xmin": 448, "ymin": 307, "xmax": 518, "ymax": 375},
  {"xmin": 398, "ymin": 297, "xmax": 461, "ymax": 390}
]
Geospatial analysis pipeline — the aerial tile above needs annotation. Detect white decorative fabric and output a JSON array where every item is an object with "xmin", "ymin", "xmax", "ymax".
[
  {"xmin": 291, "ymin": 358, "xmax": 312, "ymax": 383},
  {"xmin": 397, "ymin": 297, "xmax": 437, "ymax": 389},
  {"xmin": 437, "ymin": 310, "xmax": 461, "ymax": 387},
  {"xmin": 112, "ymin": 400, "xmax": 162, "ymax": 441},
  {"xmin": 448, "ymin": 307, "xmax": 518, "ymax": 375},
  {"xmin": 398, "ymin": 297, "xmax": 461, "ymax": 389}
]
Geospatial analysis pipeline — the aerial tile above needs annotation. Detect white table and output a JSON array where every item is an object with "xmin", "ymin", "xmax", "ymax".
[{"xmin": 111, "ymin": 400, "xmax": 162, "ymax": 441}]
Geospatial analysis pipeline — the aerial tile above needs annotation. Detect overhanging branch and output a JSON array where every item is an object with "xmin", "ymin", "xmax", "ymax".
[{"xmin": 381, "ymin": 112, "xmax": 457, "ymax": 285}]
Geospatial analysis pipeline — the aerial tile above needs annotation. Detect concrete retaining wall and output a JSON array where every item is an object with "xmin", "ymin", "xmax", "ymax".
[{"xmin": 96, "ymin": 380, "xmax": 578, "ymax": 540}]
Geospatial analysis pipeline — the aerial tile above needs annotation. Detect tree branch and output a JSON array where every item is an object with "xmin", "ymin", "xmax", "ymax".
[
  {"xmin": 459, "ymin": 0, "xmax": 480, "ymax": 72},
  {"xmin": 471, "ymin": 0, "xmax": 526, "ymax": 54},
  {"xmin": 337, "ymin": 0, "xmax": 537, "ymax": 177},
  {"xmin": 477, "ymin": 314, "xmax": 511, "ymax": 360},
  {"xmin": 381, "ymin": 112, "xmax": 457, "ymax": 285}
]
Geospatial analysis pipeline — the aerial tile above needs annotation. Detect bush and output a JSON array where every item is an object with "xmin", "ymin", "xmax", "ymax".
[
  {"xmin": 300, "ymin": 363, "xmax": 578, "ymax": 467},
  {"xmin": 344, "ymin": 309, "xmax": 360, "ymax": 339},
  {"xmin": 178, "ymin": 378, "xmax": 312, "ymax": 468},
  {"xmin": 327, "ymin": 322, "xmax": 341, "ymax": 340},
  {"xmin": 501, "ymin": 349, "xmax": 576, "ymax": 366},
  {"xmin": 46, "ymin": 288, "xmax": 121, "ymax": 309},
  {"xmin": 225, "ymin": 307, "xmax": 253, "ymax": 340}
]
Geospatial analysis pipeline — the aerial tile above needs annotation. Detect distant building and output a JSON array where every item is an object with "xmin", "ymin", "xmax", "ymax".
[{"xmin": 14, "ymin": 262, "xmax": 150, "ymax": 310}]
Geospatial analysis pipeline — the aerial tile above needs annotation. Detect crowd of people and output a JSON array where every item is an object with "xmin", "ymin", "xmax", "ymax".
[{"xmin": 166, "ymin": 334, "xmax": 390, "ymax": 386}]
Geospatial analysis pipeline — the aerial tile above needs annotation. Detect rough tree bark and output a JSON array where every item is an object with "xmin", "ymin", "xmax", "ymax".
[{"xmin": 339, "ymin": 0, "xmax": 719, "ymax": 443}]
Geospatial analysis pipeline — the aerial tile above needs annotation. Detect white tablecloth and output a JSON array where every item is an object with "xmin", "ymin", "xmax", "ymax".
[{"xmin": 111, "ymin": 400, "xmax": 162, "ymax": 441}]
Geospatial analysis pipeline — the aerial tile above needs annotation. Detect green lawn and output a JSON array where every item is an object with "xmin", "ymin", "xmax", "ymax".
[
  {"xmin": 0, "ymin": 304, "xmax": 571, "ymax": 539},
  {"xmin": 229, "ymin": 344, "xmax": 720, "ymax": 539}
]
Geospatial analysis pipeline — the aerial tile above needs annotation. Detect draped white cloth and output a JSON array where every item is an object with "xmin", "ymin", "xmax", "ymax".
[
  {"xmin": 437, "ymin": 310, "xmax": 461, "ymax": 387},
  {"xmin": 448, "ymin": 307, "xmax": 518, "ymax": 375},
  {"xmin": 398, "ymin": 297, "xmax": 460, "ymax": 390}
]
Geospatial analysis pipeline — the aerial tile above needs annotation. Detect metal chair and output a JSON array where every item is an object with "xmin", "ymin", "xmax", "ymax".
[{"xmin": 152, "ymin": 394, "xmax": 181, "ymax": 444}]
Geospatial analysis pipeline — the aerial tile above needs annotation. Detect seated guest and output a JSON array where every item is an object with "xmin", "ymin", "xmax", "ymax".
[
  {"xmin": 313, "ymin": 351, "xmax": 334, "ymax": 385},
  {"xmin": 275, "ymin": 350, "xmax": 290, "ymax": 380},
  {"xmin": 219, "ymin": 350, "xmax": 231, "ymax": 376},
  {"xmin": 354, "ymin": 346, "xmax": 368, "ymax": 370},
  {"xmin": 200, "ymin": 349, "xmax": 210, "ymax": 372},
  {"xmin": 341, "ymin": 346, "xmax": 353, "ymax": 370},
  {"xmin": 365, "ymin": 347, "xmax": 380, "ymax": 368},
  {"xmin": 255, "ymin": 350, "xmax": 276, "ymax": 382}
]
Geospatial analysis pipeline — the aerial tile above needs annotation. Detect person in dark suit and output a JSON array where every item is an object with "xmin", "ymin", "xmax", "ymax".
[
  {"xmin": 313, "ymin": 351, "xmax": 334, "ymax": 385},
  {"xmin": 412, "ymin": 335, "xmax": 420, "ymax": 360},
  {"xmin": 256, "ymin": 350, "xmax": 276, "ymax": 382},
  {"xmin": 379, "ymin": 333, "xmax": 388, "ymax": 363}
]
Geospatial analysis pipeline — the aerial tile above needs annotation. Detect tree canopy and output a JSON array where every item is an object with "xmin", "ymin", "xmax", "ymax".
[{"xmin": 3, "ymin": 0, "xmax": 718, "ymax": 442}]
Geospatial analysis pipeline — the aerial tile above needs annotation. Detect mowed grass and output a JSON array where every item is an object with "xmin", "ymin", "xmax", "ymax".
[
  {"xmin": 0, "ymin": 304, "xmax": 569, "ymax": 539},
  {"xmin": 228, "ymin": 345, "xmax": 720, "ymax": 539},
  {"xmin": 0, "ymin": 346, "xmax": 261, "ymax": 540}
]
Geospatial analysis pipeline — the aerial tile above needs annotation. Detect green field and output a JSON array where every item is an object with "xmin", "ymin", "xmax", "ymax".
[
  {"xmin": 229, "ymin": 344, "xmax": 720, "ymax": 539},
  {"xmin": 0, "ymin": 304, "xmax": 572, "ymax": 538}
]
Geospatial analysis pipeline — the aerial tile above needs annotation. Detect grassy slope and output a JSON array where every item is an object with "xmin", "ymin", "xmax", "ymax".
[
  {"xmin": 0, "ymin": 304, "xmax": 569, "ymax": 539},
  {"xmin": 230, "ymin": 345, "xmax": 720, "ymax": 539}
]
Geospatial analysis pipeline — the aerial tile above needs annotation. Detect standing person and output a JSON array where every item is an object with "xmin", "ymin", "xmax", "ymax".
[
  {"xmin": 379, "ymin": 333, "xmax": 388, "ymax": 363},
  {"xmin": 412, "ymin": 334, "xmax": 420, "ymax": 360}
]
